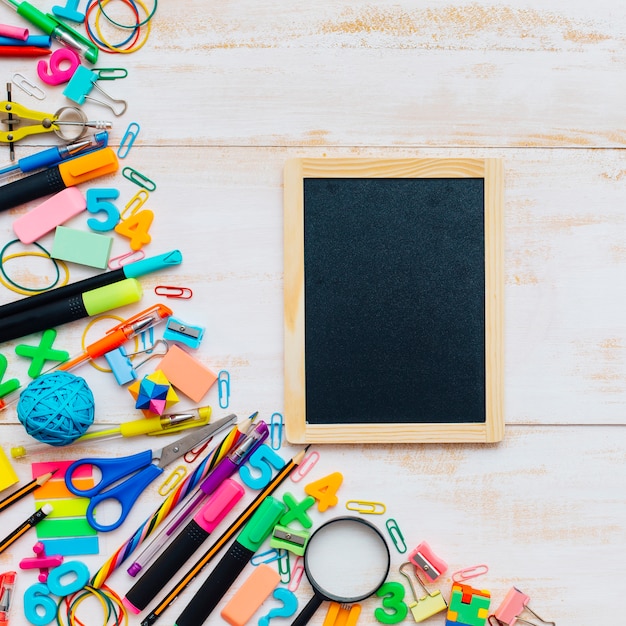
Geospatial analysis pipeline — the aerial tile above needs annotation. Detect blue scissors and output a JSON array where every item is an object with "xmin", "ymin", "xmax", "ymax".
[{"xmin": 64, "ymin": 413, "xmax": 238, "ymax": 532}]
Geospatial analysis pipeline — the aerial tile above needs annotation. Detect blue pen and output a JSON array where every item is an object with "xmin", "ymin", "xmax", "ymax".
[{"xmin": 0, "ymin": 130, "xmax": 108, "ymax": 178}]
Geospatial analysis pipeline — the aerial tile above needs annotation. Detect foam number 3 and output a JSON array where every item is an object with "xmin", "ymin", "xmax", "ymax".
[
  {"xmin": 239, "ymin": 444, "xmax": 286, "ymax": 490},
  {"xmin": 86, "ymin": 188, "xmax": 121, "ymax": 232},
  {"xmin": 374, "ymin": 581, "xmax": 408, "ymax": 624},
  {"xmin": 114, "ymin": 209, "xmax": 154, "ymax": 251}
]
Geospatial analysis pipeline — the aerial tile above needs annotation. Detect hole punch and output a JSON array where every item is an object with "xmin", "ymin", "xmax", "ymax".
[
  {"xmin": 117, "ymin": 121, "xmax": 140, "ymax": 158},
  {"xmin": 123, "ymin": 166, "xmax": 156, "ymax": 191},
  {"xmin": 12, "ymin": 74, "xmax": 46, "ymax": 100}
]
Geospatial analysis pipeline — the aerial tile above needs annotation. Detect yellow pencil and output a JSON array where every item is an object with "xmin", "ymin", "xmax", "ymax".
[
  {"xmin": 0, "ymin": 504, "xmax": 53, "ymax": 554},
  {"xmin": 0, "ymin": 470, "xmax": 57, "ymax": 514}
]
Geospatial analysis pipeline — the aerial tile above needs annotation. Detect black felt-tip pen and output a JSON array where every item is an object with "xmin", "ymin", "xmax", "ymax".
[{"xmin": 172, "ymin": 496, "xmax": 285, "ymax": 626}]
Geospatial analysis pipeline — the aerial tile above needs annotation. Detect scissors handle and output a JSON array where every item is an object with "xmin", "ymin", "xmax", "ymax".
[
  {"xmin": 65, "ymin": 450, "xmax": 154, "ymax": 497},
  {"xmin": 85, "ymin": 463, "xmax": 163, "ymax": 532}
]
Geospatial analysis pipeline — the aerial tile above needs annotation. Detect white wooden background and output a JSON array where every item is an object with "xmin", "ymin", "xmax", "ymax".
[{"xmin": 0, "ymin": 1, "xmax": 624, "ymax": 624}]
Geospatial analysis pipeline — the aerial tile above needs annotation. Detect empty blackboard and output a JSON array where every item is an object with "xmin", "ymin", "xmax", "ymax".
[{"xmin": 284, "ymin": 158, "xmax": 504, "ymax": 443}]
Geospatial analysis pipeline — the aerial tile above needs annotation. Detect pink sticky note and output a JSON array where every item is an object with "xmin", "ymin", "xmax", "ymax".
[
  {"xmin": 13, "ymin": 187, "xmax": 86, "ymax": 244},
  {"xmin": 32, "ymin": 460, "xmax": 93, "ymax": 480}
]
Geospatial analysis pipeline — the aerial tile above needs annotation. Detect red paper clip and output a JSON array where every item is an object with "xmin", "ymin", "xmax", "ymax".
[{"xmin": 155, "ymin": 285, "xmax": 193, "ymax": 299}]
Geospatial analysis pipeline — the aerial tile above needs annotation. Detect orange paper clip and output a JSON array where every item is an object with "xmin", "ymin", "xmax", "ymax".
[{"xmin": 155, "ymin": 285, "xmax": 193, "ymax": 299}]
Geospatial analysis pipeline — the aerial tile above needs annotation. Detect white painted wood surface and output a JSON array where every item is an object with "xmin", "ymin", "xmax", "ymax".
[{"xmin": 0, "ymin": 1, "xmax": 624, "ymax": 624}]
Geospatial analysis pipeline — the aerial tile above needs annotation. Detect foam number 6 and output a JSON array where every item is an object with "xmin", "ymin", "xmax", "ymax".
[
  {"xmin": 24, "ymin": 583, "xmax": 57, "ymax": 626},
  {"xmin": 374, "ymin": 581, "xmax": 408, "ymax": 624},
  {"xmin": 86, "ymin": 188, "xmax": 121, "ymax": 232},
  {"xmin": 239, "ymin": 444, "xmax": 285, "ymax": 490},
  {"xmin": 37, "ymin": 47, "xmax": 80, "ymax": 85}
]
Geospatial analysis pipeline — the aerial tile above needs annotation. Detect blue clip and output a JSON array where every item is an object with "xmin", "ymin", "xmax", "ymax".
[
  {"xmin": 163, "ymin": 317, "xmax": 205, "ymax": 350},
  {"xmin": 118, "ymin": 122, "xmax": 140, "ymax": 158},
  {"xmin": 63, "ymin": 66, "xmax": 127, "ymax": 116},
  {"xmin": 104, "ymin": 346, "xmax": 136, "ymax": 385},
  {"xmin": 218, "ymin": 370, "xmax": 230, "ymax": 409},
  {"xmin": 270, "ymin": 413, "xmax": 283, "ymax": 450}
]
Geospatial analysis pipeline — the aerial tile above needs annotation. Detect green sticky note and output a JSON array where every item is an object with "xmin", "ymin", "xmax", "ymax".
[
  {"xmin": 51, "ymin": 226, "xmax": 113, "ymax": 269},
  {"xmin": 35, "ymin": 499, "xmax": 89, "ymax": 518},
  {"xmin": 36, "ymin": 517, "xmax": 97, "ymax": 538}
]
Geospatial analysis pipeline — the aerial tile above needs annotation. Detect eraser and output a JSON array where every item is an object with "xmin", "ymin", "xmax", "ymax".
[
  {"xmin": 13, "ymin": 187, "xmax": 86, "ymax": 244},
  {"xmin": 220, "ymin": 564, "xmax": 281, "ymax": 626},
  {"xmin": 158, "ymin": 344, "xmax": 218, "ymax": 403},
  {"xmin": 0, "ymin": 444, "xmax": 19, "ymax": 492},
  {"xmin": 51, "ymin": 225, "xmax": 113, "ymax": 269}
]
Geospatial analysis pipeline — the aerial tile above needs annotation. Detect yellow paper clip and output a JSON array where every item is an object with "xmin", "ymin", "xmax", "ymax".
[
  {"xmin": 270, "ymin": 413, "xmax": 283, "ymax": 450},
  {"xmin": 158, "ymin": 465, "xmax": 187, "ymax": 496},
  {"xmin": 290, "ymin": 450, "xmax": 319, "ymax": 483},
  {"xmin": 386, "ymin": 518, "xmax": 407, "ymax": 553},
  {"xmin": 122, "ymin": 189, "xmax": 150, "ymax": 218},
  {"xmin": 345, "ymin": 500, "xmax": 386, "ymax": 515}
]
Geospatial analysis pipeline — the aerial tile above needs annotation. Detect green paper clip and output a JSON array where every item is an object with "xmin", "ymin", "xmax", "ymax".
[
  {"xmin": 270, "ymin": 524, "xmax": 310, "ymax": 556},
  {"xmin": 123, "ymin": 167, "xmax": 156, "ymax": 192}
]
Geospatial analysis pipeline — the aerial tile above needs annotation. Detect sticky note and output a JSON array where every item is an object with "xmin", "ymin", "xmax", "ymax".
[
  {"xmin": 0, "ymin": 445, "xmax": 18, "ymax": 492},
  {"xmin": 35, "ymin": 498, "xmax": 89, "ymax": 517},
  {"xmin": 220, "ymin": 564, "xmax": 281, "ymax": 626},
  {"xmin": 41, "ymin": 536, "xmax": 99, "ymax": 556},
  {"xmin": 13, "ymin": 187, "xmax": 86, "ymax": 244},
  {"xmin": 158, "ymin": 344, "xmax": 218, "ymax": 403},
  {"xmin": 36, "ymin": 517, "xmax": 96, "ymax": 538},
  {"xmin": 51, "ymin": 225, "xmax": 113, "ymax": 269}
]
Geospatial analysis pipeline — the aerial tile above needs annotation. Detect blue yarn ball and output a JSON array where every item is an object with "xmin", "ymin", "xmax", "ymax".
[{"xmin": 17, "ymin": 371, "xmax": 95, "ymax": 446}]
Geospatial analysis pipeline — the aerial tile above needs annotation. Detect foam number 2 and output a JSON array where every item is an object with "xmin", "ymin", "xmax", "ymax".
[
  {"xmin": 114, "ymin": 209, "xmax": 154, "ymax": 251},
  {"xmin": 239, "ymin": 444, "xmax": 285, "ymax": 490},
  {"xmin": 86, "ymin": 188, "xmax": 121, "ymax": 232},
  {"xmin": 374, "ymin": 581, "xmax": 408, "ymax": 624}
]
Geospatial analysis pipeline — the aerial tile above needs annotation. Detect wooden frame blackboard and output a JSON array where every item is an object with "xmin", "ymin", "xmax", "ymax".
[{"xmin": 284, "ymin": 158, "xmax": 504, "ymax": 443}]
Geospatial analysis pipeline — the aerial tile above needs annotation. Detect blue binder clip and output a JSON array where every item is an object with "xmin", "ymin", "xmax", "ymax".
[
  {"xmin": 63, "ymin": 65, "xmax": 127, "ymax": 116},
  {"xmin": 104, "ymin": 340, "xmax": 169, "ymax": 385},
  {"xmin": 163, "ymin": 317, "xmax": 205, "ymax": 350}
]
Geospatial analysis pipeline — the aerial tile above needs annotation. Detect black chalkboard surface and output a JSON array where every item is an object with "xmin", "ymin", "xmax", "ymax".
[{"xmin": 284, "ymin": 159, "xmax": 504, "ymax": 443}]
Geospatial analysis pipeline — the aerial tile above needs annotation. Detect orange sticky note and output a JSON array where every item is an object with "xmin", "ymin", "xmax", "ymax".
[{"xmin": 158, "ymin": 345, "xmax": 218, "ymax": 403}]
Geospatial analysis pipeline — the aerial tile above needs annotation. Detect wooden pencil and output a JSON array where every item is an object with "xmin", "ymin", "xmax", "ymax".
[{"xmin": 0, "ymin": 470, "xmax": 57, "ymax": 513}]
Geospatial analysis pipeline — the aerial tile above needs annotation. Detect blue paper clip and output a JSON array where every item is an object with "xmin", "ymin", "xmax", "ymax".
[
  {"xmin": 218, "ymin": 370, "xmax": 230, "ymax": 409},
  {"xmin": 250, "ymin": 549, "xmax": 281, "ymax": 566},
  {"xmin": 117, "ymin": 122, "xmax": 140, "ymax": 158},
  {"xmin": 270, "ymin": 413, "xmax": 283, "ymax": 450}
]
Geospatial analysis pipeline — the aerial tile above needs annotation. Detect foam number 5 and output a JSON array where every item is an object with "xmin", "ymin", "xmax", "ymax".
[
  {"xmin": 86, "ymin": 188, "xmax": 121, "ymax": 232},
  {"xmin": 239, "ymin": 444, "xmax": 286, "ymax": 490},
  {"xmin": 374, "ymin": 581, "xmax": 408, "ymax": 624}
]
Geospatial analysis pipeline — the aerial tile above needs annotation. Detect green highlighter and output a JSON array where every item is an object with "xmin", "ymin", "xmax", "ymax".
[
  {"xmin": 174, "ymin": 496, "xmax": 286, "ymax": 626},
  {"xmin": 0, "ymin": 278, "xmax": 143, "ymax": 343}
]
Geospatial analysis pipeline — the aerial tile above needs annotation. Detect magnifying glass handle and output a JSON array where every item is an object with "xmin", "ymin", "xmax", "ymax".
[{"xmin": 291, "ymin": 593, "xmax": 324, "ymax": 626}]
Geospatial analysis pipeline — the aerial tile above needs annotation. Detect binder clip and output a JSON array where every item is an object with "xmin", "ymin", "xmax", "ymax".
[
  {"xmin": 270, "ymin": 525, "xmax": 310, "ymax": 557},
  {"xmin": 163, "ymin": 317, "xmax": 205, "ymax": 349},
  {"xmin": 490, "ymin": 587, "xmax": 555, "ymax": 626},
  {"xmin": 104, "ymin": 339, "xmax": 169, "ymax": 385},
  {"xmin": 399, "ymin": 562, "xmax": 447, "ymax": 623},
  {"xmin": 408, "ymin": 541, "xmax": 448, "ymax": 582},
  {"xmin": 63, "ymin": 66, "xmax": 127, "ymax": 116}
]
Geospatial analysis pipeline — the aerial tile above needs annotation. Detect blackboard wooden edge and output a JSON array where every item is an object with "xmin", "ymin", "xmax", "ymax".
[{"xmin": 283, "ymin": 157, "xmax": 505, "ymax": 444}]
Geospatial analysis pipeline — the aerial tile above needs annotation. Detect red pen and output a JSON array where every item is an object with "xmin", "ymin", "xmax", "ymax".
[{"xmin": 0, "ymin": 45, "xmax": 49, "ymax": 56}]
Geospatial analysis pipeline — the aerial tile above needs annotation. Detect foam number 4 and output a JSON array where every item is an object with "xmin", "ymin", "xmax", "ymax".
[
  {"xmin": 86, "ymin": 188, "xmax": 121, "ymax": 232},
  {"xmin": 239, "ymin": 444, "xmax": 286, "ymax": 490},
  {"xmin": 303, "ymin": 472, "xmax": 343, "ymax": 512},
  {"xmin": 374, "ymin": 581, "xmax": 408, "ymax": 625},
  {"xmin": 114, "ymin": 209, "xmax": 154, "ymax": 251}
]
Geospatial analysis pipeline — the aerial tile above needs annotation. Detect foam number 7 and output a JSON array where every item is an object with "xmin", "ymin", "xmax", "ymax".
[
  {"xmin": 239, "ymin": 444, "xmax": 285, "ymax": 490},
  {"xmin": 86, "ymin": 188, "xmax": 120, "ymax": 232}
]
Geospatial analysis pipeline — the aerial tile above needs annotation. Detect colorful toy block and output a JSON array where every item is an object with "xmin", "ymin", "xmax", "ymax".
[
  {"xmin": 445, "ymin": 582, "xmax": 490, "ymax": 626},
  {"xmin": 128, "ymin": 370, "xmax": 179, "ymax": 416}
]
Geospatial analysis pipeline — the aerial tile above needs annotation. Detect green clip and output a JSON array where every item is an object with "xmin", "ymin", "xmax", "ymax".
[
  {"xmin": 269, "ymin": 524, "xmax": 310, "ymax": 556},
  {"xmin": 237, "ymin": 496, "xmax": 285, "ymax": 552},
  {"xmin": 122, "ymin": 167, "xmax": 156, "ymax": 192}
]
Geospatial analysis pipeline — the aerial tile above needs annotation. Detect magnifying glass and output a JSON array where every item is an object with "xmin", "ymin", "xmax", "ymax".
[{"xmin": 292, "ymin": 516, "xmax": 391, "ymax": 626}]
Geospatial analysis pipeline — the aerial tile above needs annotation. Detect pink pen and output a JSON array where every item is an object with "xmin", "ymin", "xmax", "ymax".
[{"xmin": 123, "ymin": 479, "xmax": 245, "ymax": 614}]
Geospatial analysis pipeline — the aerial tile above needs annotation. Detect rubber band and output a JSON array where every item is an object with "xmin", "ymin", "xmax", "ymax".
[
  {"xmin": 85, "ymin": 0, "xmax": 140, "ymax": 53},
  {"xmin": 56, "ymin": 584, "xmax": 127, "ymax": 626},
  {"xmin": 95, "ymin": 0, "xmax": 152, "ymax": 54},
  {"xmin": 0, "ymin": 241, "xmax": 70, "ymax": 295},
  {"xmin": 81, "ymin": 315, "xmax": 139, "ymax": 373},
  {"xmin": 98, "ymin": 0, "xmax": 157, "ymax": 28}
]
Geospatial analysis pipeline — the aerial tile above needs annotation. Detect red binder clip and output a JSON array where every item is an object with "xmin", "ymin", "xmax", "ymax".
[{"xmin": 491, "ymin": 587, "xmax": 555, "ymax": 626}]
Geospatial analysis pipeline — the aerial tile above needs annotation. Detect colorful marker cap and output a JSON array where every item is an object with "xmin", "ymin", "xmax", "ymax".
[{"xmin": 83, "ymin": 278, "xmax": 143, "ymax": 316}]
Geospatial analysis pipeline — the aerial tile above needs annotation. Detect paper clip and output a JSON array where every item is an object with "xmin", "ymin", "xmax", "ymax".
[
  {"xmin": 158, "ymin": 465, "xmax": 187, "ymax": 496},
  {"xmin": 12, "ymin": 73, "xmax": 45, "ymax": 100},
  {"xmin": 123, "ymin": 166, "xmax": 156, "ymax": 191},
  {"xmin": 290, "ymin": 450, "xmax": 319, "ymax": 482},
  {"xmin": 184, "ymin": 438, "xmax": 212, "ymax": 463},
  {"xmin": 491, "ymin": 587, "xmax": 555, "ymax": 626},
  {"xmin": 155, "ymin": 285, "xmax": 193, "ymax": 299},
  {"xmin": 122, "ymin": 189, "xmax": 150, "ymax": 218},
  {"xmin": 345, "ymin": 500, "xmax": 386, "ymax": 515},
  {"xmin": 277, "ymin": 549, "xmax": 290, "ymax": 584},
  {"xmin": 117, "ymin": 121, "xmax": 140, "ymax": 158},
  {"xmin": 108, "ymin": 249, "xmax": 145, "ymax": 270},
  {"xmin": 287, "ymin": 556, "xmax": 304, "ymax": 591},
  {"xmin": 270, "ymin": 413, "xmax": 283, "ymax": 450},
  {"xmin": 94, "ymin": 68, "xmax": 128, "ymax": 80},
  {"xmin": 385, "ymin": 518, "xmax": 407, "ymax": 553},
  {"xmin": 218, "ymin": 370, "xmax": 230, "ymax": 408},
  {"xmin": 452, "ymin": 564, "xmax": 489, "ymax": 583},
  {"xmin": 251, "ymin": 549, "xmax": 281, "ymax": 566}
]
